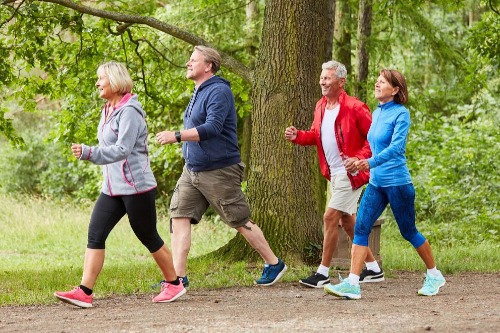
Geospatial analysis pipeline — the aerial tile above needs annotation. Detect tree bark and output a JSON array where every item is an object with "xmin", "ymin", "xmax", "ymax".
[
  {"xmin": 333, "ymin": 0, "xmax": 352, "ymax": 74},
  {"xmin": 240, "ymin": 1, "xmax": 260, "ymax": 179},
  {"xmin": 354, "ymin": 0, "xmax": 373, "ymax": 101},
  {"xmin": 218, "ymin": 0, "xmax": 335, "ymax": 262}
]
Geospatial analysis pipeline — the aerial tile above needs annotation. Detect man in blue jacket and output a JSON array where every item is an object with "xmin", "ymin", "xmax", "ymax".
[{"xmin": 156, "ymin": 45, "xmax": 286, "ymax": 287}]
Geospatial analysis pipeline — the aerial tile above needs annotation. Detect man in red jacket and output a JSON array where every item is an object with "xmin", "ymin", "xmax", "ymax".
[{"xmin": 285, "ymin": 60, "xmax": 383, "ymax": 288}]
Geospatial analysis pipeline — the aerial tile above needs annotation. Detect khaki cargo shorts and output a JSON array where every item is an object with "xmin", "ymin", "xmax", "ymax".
[{"xmin": 169, "ymin": 163, "xmax": 251, "ymax": 228}]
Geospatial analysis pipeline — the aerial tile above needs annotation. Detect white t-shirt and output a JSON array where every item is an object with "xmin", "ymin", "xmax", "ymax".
[{"xmin": 321, "ymin": 105, "xmax": 345, "ymax": 176}]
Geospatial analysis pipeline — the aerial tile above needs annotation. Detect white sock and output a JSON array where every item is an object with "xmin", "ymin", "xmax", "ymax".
[
  {"xmin": 317, "ymin": 265, "xmax": 330, "ymax": 277},
  {"xmin": 348, "ymin": 273, "xmax": 360, "ymax": 286},
  {"xmin": 365, "ymin": 261, "xmax": 381, "ymax": 273},
  {"xmin": 427, "ymin": 267, "xmax": 441, "ymax": 277}
]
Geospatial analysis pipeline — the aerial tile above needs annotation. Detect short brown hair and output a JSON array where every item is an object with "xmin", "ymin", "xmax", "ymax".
[
  {"xmin": 194, "ymin": 45, "xmax": 221, "ymax": 73},
  {"xmin": 379, "ymin": 69, "xmax": 408, "ymax": 105}
]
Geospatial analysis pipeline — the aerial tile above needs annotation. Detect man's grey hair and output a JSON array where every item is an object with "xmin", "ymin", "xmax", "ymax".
[{"xmin": 322, "ymin": 61, "xmax": 347, "ymax": 78}]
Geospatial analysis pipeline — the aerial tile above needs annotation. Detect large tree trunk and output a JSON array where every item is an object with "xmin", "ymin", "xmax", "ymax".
[
  {"xmin": 354, "ymin": 0, "xmax": 373, "ymax": 101},
  {"xmin": 333, "ymin": 0, "xmax": 352, "ymax": 74},
  {"xmin": 218, "ymin": 0, "xmax": 335, "ymax": 262},
  {"xmin": 240, "ymin": 1, "xmax": 260, "ymax": 179}
]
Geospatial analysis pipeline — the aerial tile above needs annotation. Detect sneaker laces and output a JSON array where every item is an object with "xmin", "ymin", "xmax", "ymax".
[
  {"xmin": 423, "ymin": 275, "xmax": 436, "ymax": 288},
  {"xmin": 260, "ymin": 265, "xmax": 271, "ymax": 279}
]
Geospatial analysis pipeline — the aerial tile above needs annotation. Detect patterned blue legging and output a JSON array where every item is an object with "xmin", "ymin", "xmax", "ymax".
[{"xmin": 353, "ymin": 183, "xmax": 426, "ymax": 248}]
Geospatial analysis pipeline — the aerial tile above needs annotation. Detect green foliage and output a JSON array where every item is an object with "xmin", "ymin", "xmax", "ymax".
[
  {"xmin": 1, "ymin": 0, "xmax": 256, "ymax": 197},
  {"xmin": 406, "ymin": 110, "xmax": 500, "ymax": 245},
  {"xmin": 467, "ymin": 12, "xmax": 500, "ymax": 65}
]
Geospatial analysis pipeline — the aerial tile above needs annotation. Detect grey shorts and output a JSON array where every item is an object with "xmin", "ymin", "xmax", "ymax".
[
  {"xmin": 327, "ymin": 172, "xmax": 363, "ymax": 215},
  {"xmin": 169, "ymin": 163, "xmax": 251, "ymax": 228}
]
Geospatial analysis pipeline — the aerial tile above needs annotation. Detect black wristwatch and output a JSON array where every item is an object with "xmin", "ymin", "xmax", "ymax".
[{"xmin": 175, "ymin": 131, "xmax": 182, "ymax": 143}]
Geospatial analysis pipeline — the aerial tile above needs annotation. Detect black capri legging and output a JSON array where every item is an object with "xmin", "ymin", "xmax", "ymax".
[{"xmin": 87, "ymin": 189, "xmax": 164, "ymax": 253}]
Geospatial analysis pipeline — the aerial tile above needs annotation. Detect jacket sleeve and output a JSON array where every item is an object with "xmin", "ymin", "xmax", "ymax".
[
  {"xmin": 293, "ymin": 124, "xmax": 317, "ymax": 146},
  {"xmin": 80, "ymin": 107, "xmax": 142, "ymax": 165},
  {"xmin": 353, "ymin": 102, "xmax": 372, "ymax": 160}
]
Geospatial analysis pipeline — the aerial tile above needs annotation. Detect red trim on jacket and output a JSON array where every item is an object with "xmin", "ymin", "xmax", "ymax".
[{"xmin": 293, "ymin": 91, "xmax": 372, "ymax": 189}]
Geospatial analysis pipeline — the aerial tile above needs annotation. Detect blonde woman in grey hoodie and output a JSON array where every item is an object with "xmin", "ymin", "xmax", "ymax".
[{"xmin": 54, "ymin": 61, "xmax": 185, "ymax": 308}]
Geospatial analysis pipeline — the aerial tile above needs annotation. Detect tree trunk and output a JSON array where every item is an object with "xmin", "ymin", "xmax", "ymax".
[
  {"xmin": 218, "ymin": 0, "xmax": 335, "ymax": 262},
  {"xmin": 333, "ymin": 0, "xmax": 352, "ymax": 74},
  {"xmin": 354, "ymin": 0, "xmax": 373, "ymax": 101},
  {"xmin": 240, "ymin": 1, "xmax": 260, "ymax": 179}
]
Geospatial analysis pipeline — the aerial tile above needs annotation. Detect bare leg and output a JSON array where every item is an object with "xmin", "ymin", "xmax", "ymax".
[
  {"xmin": 80, "ymin": 248, "xmax": 105, "ymax": 289},
  {"xmin": 237, "ymin": 221, "xmax": 278, "ymax": 265},
  {"xmin": 350, "ymin": 244, "xmax": 368, "ymax": 276},
  {"xmin": 415, "ymin": 240, "xmax": 436, "ymax": 269},
  {"xmin": 171, "ymin": 217, "xmax": 192, "ymax": 277},
  {"xmin": 151, "ymin": 244, "xmax": 177, "ymax": 282},
  {"xmin": 321, "ymin": 208, "xmax": 343, "ymax": 267},
  {"xmin": 341, "ymin": 214, "xmax": 377, "ymax": 263}
]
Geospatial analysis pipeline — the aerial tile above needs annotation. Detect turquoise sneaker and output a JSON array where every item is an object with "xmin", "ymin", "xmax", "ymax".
[
  {"xmin": 418, "ymin": 273, "xmax": 446, "ymax": 296},
  {"xmin": 324, "ymin": 275, "xmax": 361, "ymax": 300}
]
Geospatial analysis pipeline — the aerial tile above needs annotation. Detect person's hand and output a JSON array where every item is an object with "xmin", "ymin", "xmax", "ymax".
[
  {"xmin": 355, "ymin": 159, "xmax": 370, "ymax": 171},
  {"xmin": 156, "ymin": 130, "xmax": 176, "ymax": 145},
  {"xmin": 71, "ymin": 143, "xmax": 82, "ymax": 159},
  {"xmin": 284, "ymin": 126, "xmax": 297, "ymax": 141},
  {"xmin": 343, "ymin": 156, "xmax": 359, "ymax": 173}
]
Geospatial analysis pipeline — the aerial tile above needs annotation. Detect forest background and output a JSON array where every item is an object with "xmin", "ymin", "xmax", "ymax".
[{"xmin": 0, "ymin": 0, "xmax": 499, "ymax": 300}]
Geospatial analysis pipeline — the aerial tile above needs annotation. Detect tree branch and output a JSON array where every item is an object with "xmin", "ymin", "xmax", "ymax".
[
  {"xmin": 0, "ymin": 0, "xmax": 25, "ymax": 29},
  {"xmin": 490, "ymin": 0, "xmax": 500, "ymax": 16},
  {"xmin": 5, "ymin": 0, "xmax": 253, "ymax": 83}
]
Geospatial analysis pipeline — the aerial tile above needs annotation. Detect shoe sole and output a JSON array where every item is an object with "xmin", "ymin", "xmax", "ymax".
[
  {"xmin": 418, "ymin": 281, "xmax": 446, "ymax": 296},
  {"xmin": 359, "ymin": 276, "xmax": 385, "ymax": 283},
  {"xmin": 324, "ymin": 286, "xmax": 361, "ymax": 300},
  {"xmin": 299, "ymin": 280, "xmax": 330, "ymax": 289},
  {"xmin": 54, "ymin": 293, "xmax": 93, "ymax": 308},
  {"xmin": 255, "ymin": 265, "xmax": 288, "ymax": 286},
  {"xmin": 153, "ymin": 287, "xmax": 187, "ymax": 303}
]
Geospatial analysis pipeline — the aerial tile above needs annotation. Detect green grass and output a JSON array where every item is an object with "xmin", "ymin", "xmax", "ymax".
[
  {"xmin": 381, "ymin": 219, "xmax": 500, "ymax": 273},
  {"xmin": 0, "ymin": 194, "xmax": 498, "ymax": 306}
]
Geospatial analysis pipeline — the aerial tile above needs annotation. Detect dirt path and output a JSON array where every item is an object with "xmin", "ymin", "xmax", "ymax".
[{"xmin": 1, "ymin": 272, "xmax": 499, "ymax": 333}]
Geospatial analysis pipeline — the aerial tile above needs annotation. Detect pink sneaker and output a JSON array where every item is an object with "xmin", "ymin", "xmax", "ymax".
[
  {"xmin": 152, "ymin": 281, "xmax": 186, "ymax": 303},
  {"xmin": 54, "ymin": 286, "xmax": 93, "ymax": 308}
]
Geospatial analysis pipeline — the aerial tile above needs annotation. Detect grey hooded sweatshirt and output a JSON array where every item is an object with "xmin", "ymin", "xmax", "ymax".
[{"xmin": 80, "ymin": 93, "xmax": 157, "ymax": 196}]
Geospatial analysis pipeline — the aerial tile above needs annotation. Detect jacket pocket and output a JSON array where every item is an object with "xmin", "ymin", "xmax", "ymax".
[{"xmin": 121, "ymin": 160, "xmax": 135, "ymax": 187}]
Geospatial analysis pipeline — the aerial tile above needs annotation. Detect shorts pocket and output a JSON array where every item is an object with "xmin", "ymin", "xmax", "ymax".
[
  {"xmin": 219, "ymin": 192, "xmax": 251, "ymax": 225},
  {"xmin": 169, "ymin": 185, "xmax": 180, "ymax": 211}
]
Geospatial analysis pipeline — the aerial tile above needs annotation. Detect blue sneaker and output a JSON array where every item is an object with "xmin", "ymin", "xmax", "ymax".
[
  {"xmin": 255, "ymin": 258, "xmax": 287, "ymax": 286},
  {"xmin": 151, "ymin": 276, "xmax": 189, "ymax": 290},
  {"xmin": 418, "ymin": 273, "xmax": 445, "ymax": 296},
  {"xmin": 324, "ymin": 274, "xmax": 361, "ymax": 300}
]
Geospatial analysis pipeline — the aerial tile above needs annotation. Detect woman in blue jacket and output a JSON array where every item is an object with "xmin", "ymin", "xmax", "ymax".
[{"xmin": 324, "ymin": 69, "xmax": 445, "ymax": 299}]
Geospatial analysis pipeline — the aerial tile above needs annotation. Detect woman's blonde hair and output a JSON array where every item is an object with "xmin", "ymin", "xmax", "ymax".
[{"xmin": 97, "ymin": 61, "xmax": 133, "ymax": 94}]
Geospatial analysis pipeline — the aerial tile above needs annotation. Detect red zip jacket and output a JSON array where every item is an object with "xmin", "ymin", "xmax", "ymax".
[{"xmin": 293, "ymin": 91, "xmax": 372, "ymax": 189}]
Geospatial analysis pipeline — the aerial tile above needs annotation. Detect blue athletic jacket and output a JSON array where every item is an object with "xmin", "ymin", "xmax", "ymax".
[
  {"xmin": 182, "ymin": 76, "xmax": 241, "ymax": 171},
  {"xmin": 367, "ymin": 101, "xmax": 412, "ymax": 187}
]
